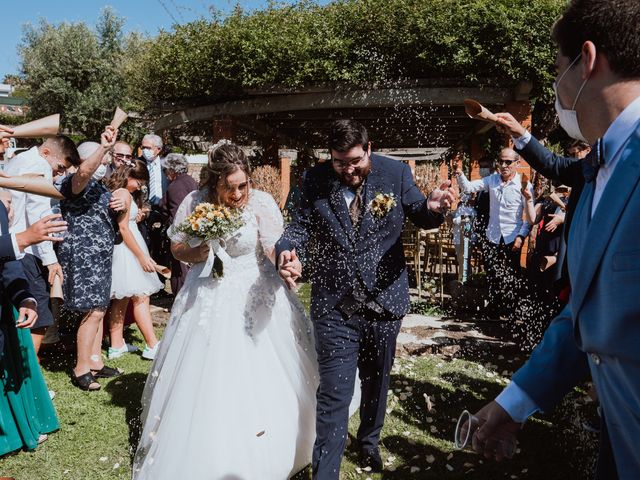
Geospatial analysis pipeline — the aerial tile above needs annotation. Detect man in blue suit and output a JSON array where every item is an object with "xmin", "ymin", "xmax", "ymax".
[
  {"xmin": 276, "ymin": 120, "xmax": 455, "ymax": 479},
  {"xmin": 470, "ymin": 1, "xmax": 640, "ymax": 478}
]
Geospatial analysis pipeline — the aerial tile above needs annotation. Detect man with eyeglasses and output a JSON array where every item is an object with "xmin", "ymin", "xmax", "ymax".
[
  {"xmin": 456, "ymin": 148, "xmax": 534, "ymax": 318},
  {"xmin": 277, "ymin": 119, "xmax": 455, "ymax": 478}
]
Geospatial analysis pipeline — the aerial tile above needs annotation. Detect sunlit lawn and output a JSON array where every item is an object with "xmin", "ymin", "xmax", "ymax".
[{"xmin": 1, "ymin": 287, "xmax": 597, "ymax": 479}]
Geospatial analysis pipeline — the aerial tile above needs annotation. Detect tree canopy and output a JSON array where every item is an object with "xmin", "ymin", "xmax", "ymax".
[
  {"xmin": 129, "ymin": 0, "xmax": 565, "ymax": 112},
  {"xmin": 16, "ymin": 0, "xmax": 566, "ymax": 140},
  {"xmin": 19, "ymin": 7, "xmax": 147, "ymax": 141}
]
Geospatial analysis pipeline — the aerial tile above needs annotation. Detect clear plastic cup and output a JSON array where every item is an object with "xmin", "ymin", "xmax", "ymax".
[
  {"xmin": 454, "ymin": 410, "xmax": 517, "ymax": 458},
  {"xmin": 42, "ymin": 205, "xmax": 67, "ymax": 239}
]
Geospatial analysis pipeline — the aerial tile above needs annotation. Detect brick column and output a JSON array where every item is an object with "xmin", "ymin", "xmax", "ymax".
[
  {"xmin": 279, "ymin": 156, "xmax": 291, "ymax": 209},
  {"xmin": 505, "ymin": 99, "xmax": 533, "ymax": 268}
]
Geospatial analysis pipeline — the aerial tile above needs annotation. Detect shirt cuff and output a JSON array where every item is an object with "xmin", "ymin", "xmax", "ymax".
[
  {"xmin": 20, "ymin": 297, "xmax": 38, "ymax": 307},
  {"xmin": 37, "ymin": 249, "xmax": 58, "ymax": 266},
  {"xmin": 512, "ymin": 130, "xmax": 532, "ymax": 151},
  {"xmin": 10, "ymin": 233, "xmax": 24, "ymax": 260},
  {"xmin": 495, "ymin": 381, "xmax": 539, "ymax": 423}
]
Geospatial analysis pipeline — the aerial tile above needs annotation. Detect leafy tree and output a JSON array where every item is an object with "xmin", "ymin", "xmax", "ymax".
[{"xmin": 19, "ymin": 7, "xmax": 145, "ymax": 142}]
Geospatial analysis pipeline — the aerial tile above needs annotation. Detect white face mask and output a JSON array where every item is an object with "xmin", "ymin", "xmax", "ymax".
[
  {"xmin": 479, "ymin": 168, "xmax": 493, "ymax": 178},
  {"xmin": 142, "ymin": 148, "xmax": 156, "ymax": 161},
  {"xmin": 93, "ymin": 163, "xmax": 108, "ymax": 181},
  {"xmin": 554, "ymin": 54, "xmax": 589, "ymax": 142}
]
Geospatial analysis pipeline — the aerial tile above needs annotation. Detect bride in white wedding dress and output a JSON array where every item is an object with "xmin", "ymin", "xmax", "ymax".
[{"xmin": 132, "ymin": 143, "xmax": 347, "ymax": 479}]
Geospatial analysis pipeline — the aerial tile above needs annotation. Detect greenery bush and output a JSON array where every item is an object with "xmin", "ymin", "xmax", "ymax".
[{"xmin": 130, "ymin": 0, "xmax": 565, "ymax": 112}]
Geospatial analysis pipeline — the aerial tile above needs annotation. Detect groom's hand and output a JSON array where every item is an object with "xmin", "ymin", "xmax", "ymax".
[
  {"xmin": 427, "ymin": 181, "xmax": 457, "ymax": 213},
  {"xmin": 471, "ymin": 401, "xmax": 522, "ymax": 461},
  {"xmin": 278, "ymin": 249, "xmax": 302, "ymax": 290}
]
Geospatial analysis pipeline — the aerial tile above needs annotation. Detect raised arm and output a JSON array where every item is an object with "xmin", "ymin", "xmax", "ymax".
[
  {"xmin": 401, "ymin": 163, "xmax": 450, "ymax": 229},
  {"xmin": 495, "ymin": 113, "xmax": 583, "ymax": 187},
  {"xmin": 71, "ymin": 126, "xmax": 117, "ymax": 195}
]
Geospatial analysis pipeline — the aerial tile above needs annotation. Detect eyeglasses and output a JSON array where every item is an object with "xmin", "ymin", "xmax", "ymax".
[
  {"xmin": 114, "ymin": 153, "xmax": 133, "ymax": 160},
  {"xmin": 332, "ymin": 151, "xmax": 369, "ymax": 169},
  {"xmin": 497, "ymin": 159, "xmax": 516, "ymax": 166}
]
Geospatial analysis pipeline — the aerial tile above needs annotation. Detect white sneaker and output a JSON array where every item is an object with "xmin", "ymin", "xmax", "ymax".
[
  {"xmin": 108, "ymin": 343, "xmax": 139, "ymax": 360},
  {"xmin": 141, "ymin": 342, "xmax": 160, "ymax": 360}
]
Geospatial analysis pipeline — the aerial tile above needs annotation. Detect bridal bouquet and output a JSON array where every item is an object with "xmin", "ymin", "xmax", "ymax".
[{"xmin": 174, "ymin": 203, "xmax": 244, "ymax": 277}]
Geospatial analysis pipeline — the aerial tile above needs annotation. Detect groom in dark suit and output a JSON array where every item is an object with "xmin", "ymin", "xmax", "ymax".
[{"xmin": 276, "ymin": 120, "xmax": 455, "ymax": 479}]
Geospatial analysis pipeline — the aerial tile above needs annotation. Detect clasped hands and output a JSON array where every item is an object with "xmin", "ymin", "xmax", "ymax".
[{"xmin": 277, "ymin": 249, "xmax": 301, "ymax": 290}]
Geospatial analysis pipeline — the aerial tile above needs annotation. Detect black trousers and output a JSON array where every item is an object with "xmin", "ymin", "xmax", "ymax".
[
  {"xmin": 312, "ymin": 307, "xmax": 401, "ymax": 480},
  {"xmin": 483, "ymin": 238, "xmax": 522, "ymax": 315}
]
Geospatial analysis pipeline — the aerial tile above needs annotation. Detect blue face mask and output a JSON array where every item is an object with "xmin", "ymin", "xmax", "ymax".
[{"xmin": 142, "ymin": 148, "xmax": 156, "ymax": 161}]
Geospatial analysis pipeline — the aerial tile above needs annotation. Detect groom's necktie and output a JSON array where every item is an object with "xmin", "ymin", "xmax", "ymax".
[{"xmin": 349, "ymin": 184, "xmax": 364, "ymax": 229}]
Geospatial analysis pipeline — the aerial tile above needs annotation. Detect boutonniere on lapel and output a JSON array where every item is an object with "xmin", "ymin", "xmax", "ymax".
[{"xmin": 369, "ymin": 192, "xmax": 397, "ymax": 219}]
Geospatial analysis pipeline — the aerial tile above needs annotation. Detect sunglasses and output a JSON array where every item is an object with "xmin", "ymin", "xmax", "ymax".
[{"xmin": 497, "ymin": 159, "xmax": 516, "ymax": 166}]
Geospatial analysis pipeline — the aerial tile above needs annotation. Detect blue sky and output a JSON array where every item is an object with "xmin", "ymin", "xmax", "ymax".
[{"xmin": 1, "ymin": 0, "xmax": 320, "ymax": 80}]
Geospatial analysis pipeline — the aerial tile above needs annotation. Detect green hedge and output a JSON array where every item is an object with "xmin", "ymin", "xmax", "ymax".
[{"xmin": 130, "ymin": 0, "xmax": 565, "ymax": 109}]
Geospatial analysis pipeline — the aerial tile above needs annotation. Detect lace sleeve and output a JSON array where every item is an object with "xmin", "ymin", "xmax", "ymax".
[
  {"xmin": 250, "ymin": 189, "xmax": 284, "ymax": 255},
  {"xmin": 167, "ymin": 190, "xmax": 201, "ymax": 244}
]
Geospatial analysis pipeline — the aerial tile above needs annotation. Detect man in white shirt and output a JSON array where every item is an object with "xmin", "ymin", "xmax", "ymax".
[
  {"xmin": 4, "ymin": 135, "xmax": 80, "ymax": 355},
  {"xmin": 455, "ymin": 148, "xmax": 533, "ymax": 316}
]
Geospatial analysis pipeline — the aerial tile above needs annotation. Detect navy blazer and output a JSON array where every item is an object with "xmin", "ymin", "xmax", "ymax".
[
  {"xmin": 276, "ymin": 154, "xmax": 443, "ymax": 319},
  {"xmin": 516, "ymin": 136, "xmax": 585, "ymax": 284},
  {"xmin": 0, "ymin": 202, "xmax": 33, "ymax": 355},
  {"xmin": 512, "ymin": 123, "xmax": 640, "ymax": 475}
]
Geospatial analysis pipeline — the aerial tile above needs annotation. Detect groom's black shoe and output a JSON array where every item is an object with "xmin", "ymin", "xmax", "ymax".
[{"xmin": 360, "ymin": 447, "xmax": 383, "ymax": 472}]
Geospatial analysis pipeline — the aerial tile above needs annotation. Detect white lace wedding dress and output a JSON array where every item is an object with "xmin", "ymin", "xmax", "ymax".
[{"xmin": 132, "ymin": 189, "xmax": 320, "ymax": 479}]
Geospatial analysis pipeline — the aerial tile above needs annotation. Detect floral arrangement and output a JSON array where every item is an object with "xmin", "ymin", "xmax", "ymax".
[
  {"xmin": 369, "ymin": 192, "xmax": 397, "ymax": 218},
  {"xmin": 174, "ymin": 202, "xmax": 244, "ymax": 277}
]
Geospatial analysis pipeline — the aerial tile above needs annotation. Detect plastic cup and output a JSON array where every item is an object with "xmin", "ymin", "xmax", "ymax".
[
  {"xmin": 41, "ymin": 205, "xmax": 67, "ymax": 239},
  {"xmin": 454, "ymin": 410, "xmax": 517, "ymax": 458}
]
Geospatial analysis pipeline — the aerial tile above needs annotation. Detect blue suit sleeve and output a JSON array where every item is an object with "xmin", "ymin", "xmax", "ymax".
[
  {"xmin": 1, "ymin": 258, "xmax": 32, "ymax": 309},
  {"xmin": 511, "ymin": 304, "xmax": 590, "ymax": 412},
  {"xmin": 276, "ymin": 173, "xmax": 313, "ymax": 262},
  {"xmin": 517, "ymin": 136, "xmax": 583, "ymax": 188},
  {"xmin": 400, "ymin": 163, "xmax": 444, "ymax": 230},
  {"xmin": 0, "ymin": 233, "xmax": 16, "ymax": 263}
]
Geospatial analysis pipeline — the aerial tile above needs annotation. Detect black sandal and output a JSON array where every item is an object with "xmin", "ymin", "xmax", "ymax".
[
  {"xmin": 91, "ymin": 366, "xmax": 123, "ymax": 378},
  {"xmin": 71, "ymin": 371, "xmax": 101, "ymax": 391}
]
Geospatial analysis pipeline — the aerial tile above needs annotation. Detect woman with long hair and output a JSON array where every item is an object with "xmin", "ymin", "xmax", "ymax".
[
  {"xmin": 133, "ymin": 142, "xmax": 324, "ymax": 479},
  {"xmin": 106, "ymin": 161, "xmax": 162, "ymax": 361}
]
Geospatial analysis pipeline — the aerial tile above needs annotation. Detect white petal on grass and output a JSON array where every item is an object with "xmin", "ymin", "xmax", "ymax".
[
  {"xmin": 426, "ymin": 455, "xmax": 435, "ymax": 464},
  {"xmin": 99, "ymin": 457, "xmax": 108, "ymax": 462}
]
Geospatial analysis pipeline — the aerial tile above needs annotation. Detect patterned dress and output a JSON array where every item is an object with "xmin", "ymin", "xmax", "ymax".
[{"xmin": 58, "ymin": 176, "xmax": 116, "ymax": 312}]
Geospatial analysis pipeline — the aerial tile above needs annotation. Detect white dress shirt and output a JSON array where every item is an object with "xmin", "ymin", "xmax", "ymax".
[
  {"xmin": 4, "ymin": 146, "xmax": 57, "ymax": 266},
  {"xmin": 497, "ymin": 95, "xmax": 640, "ymax": 423},
  {"xmin": 457, "ymin": 172, "xmax": 532, "ymax": 244}
]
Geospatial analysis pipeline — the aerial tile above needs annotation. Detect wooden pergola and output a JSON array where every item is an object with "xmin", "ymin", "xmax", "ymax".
[{"xmin": 154, "ymin": 79, "xmax": 533, "ymax": 197}]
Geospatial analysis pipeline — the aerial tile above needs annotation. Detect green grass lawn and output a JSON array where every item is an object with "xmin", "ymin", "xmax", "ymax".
[{"xmin": 1, "ymin": 290, "xmax": 598, "ymax": 479}]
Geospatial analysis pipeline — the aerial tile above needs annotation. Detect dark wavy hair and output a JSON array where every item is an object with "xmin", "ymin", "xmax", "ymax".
[
  {"xmin": 106, "ymin": 159, "xmax": 150, "ymax": 207},
  {"xmin": 199, "ymin": 143, "xmax": 251, "ymax": 203},
  {"xmin": 552, "ymin": 0, "xmax": 640, "ymax": 78}
]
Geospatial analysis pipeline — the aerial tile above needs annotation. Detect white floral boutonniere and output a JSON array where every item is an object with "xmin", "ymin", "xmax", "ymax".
[{"xmin": 369, "ymin": 192, "xmax": 397, "ymax": 219}]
